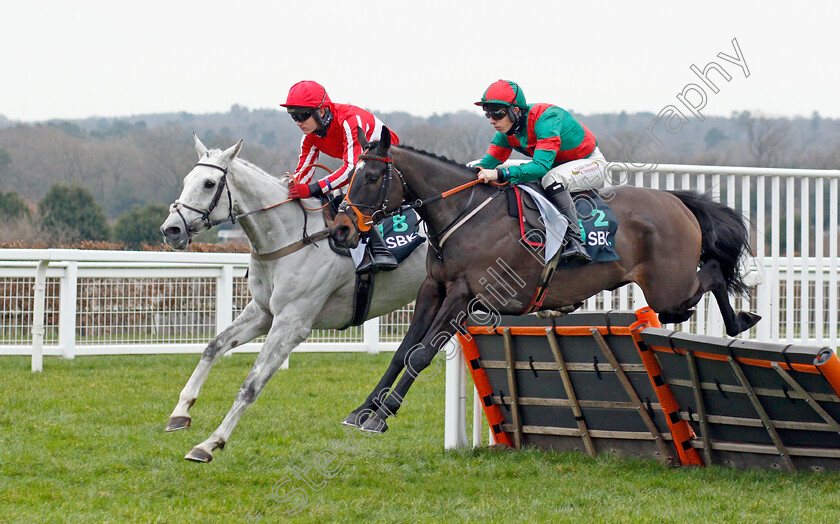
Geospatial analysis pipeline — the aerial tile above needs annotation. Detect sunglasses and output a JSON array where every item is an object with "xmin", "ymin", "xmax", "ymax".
[
  {"xmin": 484, "ymin": 108, "xmax": 508, "ymax": 120},
  {"xmin": 289, "ymin": 110, "xmax": 313, "ymax": 123}
]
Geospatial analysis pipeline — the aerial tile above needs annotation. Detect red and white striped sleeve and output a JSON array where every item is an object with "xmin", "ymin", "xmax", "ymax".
[
  {"xmin": 316, "ymin": 114, "xmax": 368, "ymax": 192},
  {"xmin": 292, "ymin": 135, "xmax": 321, "ymax": 184}
]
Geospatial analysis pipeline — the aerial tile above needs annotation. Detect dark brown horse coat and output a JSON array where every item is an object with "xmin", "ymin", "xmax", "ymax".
[{"xmin": 332, "ymin": 129, "xmax": 760, "ymax": 434}]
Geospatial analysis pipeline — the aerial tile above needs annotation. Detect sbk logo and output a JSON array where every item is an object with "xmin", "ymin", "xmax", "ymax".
[
  {"xmin": 386, "ymin": 233, "xmax": 418, "ymax": 249},
  {"xmin": 587, "ymin": 230, "xmax": 610, "ymax": 246}
]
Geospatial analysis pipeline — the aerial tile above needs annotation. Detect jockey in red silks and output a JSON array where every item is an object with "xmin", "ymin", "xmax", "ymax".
[
  {"xmin": 473, "ymin": 79, "xmax": 608, "ymax": 264},
  {"xmin": 281, "ymin": 80, "xmax": 400, "ymax": 273}
]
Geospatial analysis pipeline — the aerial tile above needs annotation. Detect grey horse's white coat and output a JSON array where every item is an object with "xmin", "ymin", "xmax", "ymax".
[{"xmin": 159, "ymin": 135, "xmax": 427, "ymax": 462}]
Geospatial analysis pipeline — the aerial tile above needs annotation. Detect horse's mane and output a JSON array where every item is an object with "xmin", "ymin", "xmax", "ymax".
[
  {"xmin": 236, "ymin": 157, "xmax": 275, "ymax": 178},
  {"xmin": 205, "ymin": 148, "xmax": 288, "ymax": 185},
  {"xmin": 368, "ymin": 141, "xmax": 477, "ymax": 176},
  {"xmin": 397, "ymin": 144, "xmax": 476, "ymax": 173}
]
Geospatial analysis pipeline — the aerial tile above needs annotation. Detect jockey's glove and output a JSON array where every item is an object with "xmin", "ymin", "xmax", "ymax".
[{"xmin": 289, "ymin": 181, "xmax": 324, "ymax": 199}]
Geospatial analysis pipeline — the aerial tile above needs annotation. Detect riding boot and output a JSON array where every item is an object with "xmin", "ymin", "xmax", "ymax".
[
  {"xmin": 545, "ymin": 183, "xmax": 591, "ymax": 264},
  {"xmin": 356, "ymin": 227, "xmax": 398, "ymax": 274}
]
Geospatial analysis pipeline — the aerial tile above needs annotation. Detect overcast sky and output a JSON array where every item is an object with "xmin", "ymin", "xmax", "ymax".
[{"xmin": 2, "ymin": 0, "xmax": 838, "ymax": 123}]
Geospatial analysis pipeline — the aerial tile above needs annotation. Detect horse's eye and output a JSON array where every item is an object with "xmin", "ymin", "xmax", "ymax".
[
  {"xmin": 365, "ymin": 171, "xmax": 381, "ymax": 184},
  {"xmin": 204, "ymin": 180, "xmax": 216, "ymax": 189}
]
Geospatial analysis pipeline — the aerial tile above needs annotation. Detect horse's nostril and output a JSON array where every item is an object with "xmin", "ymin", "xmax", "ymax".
[{"xmin": 332, "ymin": 226, "xmax": 348, "ymax": 242}]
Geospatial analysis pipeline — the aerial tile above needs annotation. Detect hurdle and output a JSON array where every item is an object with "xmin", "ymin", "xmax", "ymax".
[{"xmin": 451, "ymin": 308, "xmax": 840, "ymax": 471}]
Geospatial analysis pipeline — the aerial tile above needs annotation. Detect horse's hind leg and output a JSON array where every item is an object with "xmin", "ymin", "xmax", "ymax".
[
  {"xmin": 360, "ymin": 277, "xmax": 470, "ymax": 434},
  {"xmin": 657, "ymin": 259, "xmax": 760, "ymax": 336},
  {"xmin": 656, "ymin": 270, "xmax": 712, "ymax": 326},
  {"xmin": 342, "ymin": 277, "xmax": 445, "ymax": 428},
  {"xmin": 702, "ymin": 260, "xmax": 761, "ymax": 336},
  {"xmin": 166, "ymin": 300, "xmax": 272, "ymax": 432}
]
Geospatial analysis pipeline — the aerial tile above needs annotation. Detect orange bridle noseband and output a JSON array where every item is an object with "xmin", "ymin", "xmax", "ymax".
[{"xmin": 341, "ymin": 153, "xmax": 401, "ymax": 232}]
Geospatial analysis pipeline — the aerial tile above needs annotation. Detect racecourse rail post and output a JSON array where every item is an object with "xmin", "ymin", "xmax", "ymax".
[
  {"xmin": 58, "ymin": 260, "xmax": 77, "ymax": 359},
  {"xmin": 216, "ymin": 264, "xmax": 234, "ymax": 338},
  {"xmin": 444, "ymin": 336, "xmax": 468, "ymax": 449},
  {"xmin": 364, "ymin": 316, "xmax": 380, "ymax": 354},
  {"xmin": 31, "ymin": 260, "xmax": 49, "ymax": 372}
]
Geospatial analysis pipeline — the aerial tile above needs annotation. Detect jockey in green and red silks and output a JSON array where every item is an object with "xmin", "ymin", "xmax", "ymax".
[
  {"xmin": 474, "ymin": 79, "xmax": 604, "ymax": 189},
  {"xmin": 474, "ymin": 79, "xmax": 608, "ymax": 263}
]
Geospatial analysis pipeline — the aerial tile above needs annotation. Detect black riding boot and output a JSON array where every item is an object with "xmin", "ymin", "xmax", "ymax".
[
  {"xmin": 356, "ymin": 227, "xmax": 398, "ymax": 274},
  {"xmin": 545, "ymin": 183, "xmax": 591, "ymax": 264}
]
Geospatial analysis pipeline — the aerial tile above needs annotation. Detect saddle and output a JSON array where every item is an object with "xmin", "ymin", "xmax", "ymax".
[
  {"xmin": 506, "ymin": 183, "xmax": 548, "ymax": 248},
  {"xmin": 505, "ymin": 184, "xmax": 621, "ymax": 268}
]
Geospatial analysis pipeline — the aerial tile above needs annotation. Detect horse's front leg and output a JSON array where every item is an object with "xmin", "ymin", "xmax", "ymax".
[
  {"xmin": 184, "ymin": 301, "xmax": 319, "ymax": 462},
  {"xmin": 342, "ymin": 276, "xmax": 445, "ymax": 428},
  {"xmin": 166, "ymin": 299, "xmax": 272, "ymax": 431},
  {"xmin": 358, "ymin": 277, "xmax": 470, "ymax": 434},
  {"xmin": 359, "ymin": 277, "xmax": 471, "ymax": 433}
]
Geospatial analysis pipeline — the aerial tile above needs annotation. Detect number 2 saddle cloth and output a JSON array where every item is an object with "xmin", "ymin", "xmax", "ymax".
[{"xmin": 509, "ymin": 183, "xmax": 620, "ymax": 269}]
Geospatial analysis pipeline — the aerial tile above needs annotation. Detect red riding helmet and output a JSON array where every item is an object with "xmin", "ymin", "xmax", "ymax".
[
  {"xmin": 475, "ymin": 79, "xmax": 527, "ymax": 108},
  {"xmin": 281, "ymin": 80, "xmax": 332, "ymax": 109}
]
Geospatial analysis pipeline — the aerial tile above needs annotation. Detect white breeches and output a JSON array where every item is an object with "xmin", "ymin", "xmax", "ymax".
[{"xmin": 540, "ymin": 147, "xmax": 607, "ymax": 192}]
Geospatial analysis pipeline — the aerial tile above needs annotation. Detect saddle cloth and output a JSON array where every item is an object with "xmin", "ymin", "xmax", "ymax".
[
  {"xmin": 508, "ymin": 184, "xmax": 621, "ymax": 268},
  {"xmin": 350, "ymin": 209, "xmax": 426, "ymax": 267},
  {"xmin": 323, "ymin": 195, "xmax": 426, "ymax": 264}
]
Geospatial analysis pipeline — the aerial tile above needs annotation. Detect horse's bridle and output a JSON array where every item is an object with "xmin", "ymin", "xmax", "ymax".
[
  {"xmin": 340, "ymin": 151, "xmax": 507, "ymax": 241},
  {"xmin": 170, "ymin": 161, "xmax": 321, "ymax": 236},
  {"xmin": 339, "ymin": 153, "xmax": 407, "ymax": 232},
  {"xmin": 169, "ymin": 161, "xmax": 337, "ymax": 259},
  {"xmin": 170, "ymin": 162, "xmax": 237, "ymax": 235}
]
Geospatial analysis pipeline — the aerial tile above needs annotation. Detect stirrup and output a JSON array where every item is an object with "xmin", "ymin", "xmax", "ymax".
[
  {"xmin": 356, "ymin": 244, "xmax": 398, "ymax": 274},
  {"xmin": 560, "ymin": 236, "xmax": 591, "ymax": 264},
  {"xmin": 371, "ymin": 250, "xmax": 398, "ymax": 271}
]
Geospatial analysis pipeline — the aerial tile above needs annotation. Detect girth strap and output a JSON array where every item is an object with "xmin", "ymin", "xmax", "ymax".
[
  {"xmin": 523, "ymin": 247, "xmax": 564, "ymax": 314},
  {"xmin": 340, "ymin": 272, "xmax": 375, "ymax": 330}
]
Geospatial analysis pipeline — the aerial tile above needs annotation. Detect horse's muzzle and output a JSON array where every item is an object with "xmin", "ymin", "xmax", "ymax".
[
  {"xmin": 160, "ymin": 214, "xmax": 191, "ymax": 250},
  {"xmin": 330, "ymin": 214, "xmax": 360, "ymax": 248}
]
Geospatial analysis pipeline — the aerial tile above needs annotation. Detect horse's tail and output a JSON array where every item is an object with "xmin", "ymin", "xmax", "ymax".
[{"xmin": 667, "ymin": 190, "xmax": 751, "ymax": 296}]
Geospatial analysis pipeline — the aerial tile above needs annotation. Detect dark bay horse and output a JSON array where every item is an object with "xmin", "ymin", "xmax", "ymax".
[{"xmin": 331, "ymin": 128, "xmax": 760, "ymax": 434}]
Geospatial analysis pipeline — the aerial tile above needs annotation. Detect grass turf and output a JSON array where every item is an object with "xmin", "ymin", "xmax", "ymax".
[{"xmin": 1, "ymin": 352, "xmax": 839, "ymax": 523}]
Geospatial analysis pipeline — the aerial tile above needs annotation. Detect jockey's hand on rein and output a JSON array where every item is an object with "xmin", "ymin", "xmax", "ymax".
[
  {"xmin": 476, "ymin": 168, "xmax": 500, "ymax": 184},
  {"xmin": 289, "ymin": 181, "xmax": 323, "ymax": 199}
]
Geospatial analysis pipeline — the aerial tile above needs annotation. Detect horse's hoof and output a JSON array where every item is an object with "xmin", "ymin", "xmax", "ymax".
[
  {"xmin": 739, "ymin": 311, "xmax": 762, "ymax": 331},
  {"xmin": 359, "ymin": 415, "xmax": 388, "ymax": 434},
  {"xmin": 184, "ymin": 447, "xmax": 213, "ymax": 463},
  {"xmin": 728, "ymin": 311, "xmax": 762, "ymax": 336},
  {"xmin": 341, "ymin": 411, "xmax": 369, "ymax": 428},
  {"xmin": 166, "ymin": 416, "xmax": 191, "ymax": 432}
]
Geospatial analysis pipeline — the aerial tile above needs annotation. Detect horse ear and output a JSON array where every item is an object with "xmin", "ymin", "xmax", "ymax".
[
  {"xmin": 381, "ymin": 126, "xmax": 391, "ymax": 150},
  {"xmin": 220, "ymin": 139, "xmax": 244, "ymax": 165},
  {"xmin": 356, "ymin": 126, "xmax": 369, "ymax": 150},
  {"xmin": 193, "ymin": 132, "xmax": 209, "ymax": 159}
]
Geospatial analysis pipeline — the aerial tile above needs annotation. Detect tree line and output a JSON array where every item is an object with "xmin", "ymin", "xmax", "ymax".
[{"xmin": 0, "ymin": 105, "xmax": 838, "ymax": 248}]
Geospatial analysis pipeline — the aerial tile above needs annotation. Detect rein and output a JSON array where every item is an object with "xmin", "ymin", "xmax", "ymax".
[
  {"xmin": 250, "ymin": 229, "xmax": 332, "ymax": 261},
  {"xmin": 341, "ymin": 152, "xmax": 506, "ymax": 234},
  {"xmin": 169, "ymin": 161, "xmax": 334, "ymax": 260}
]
